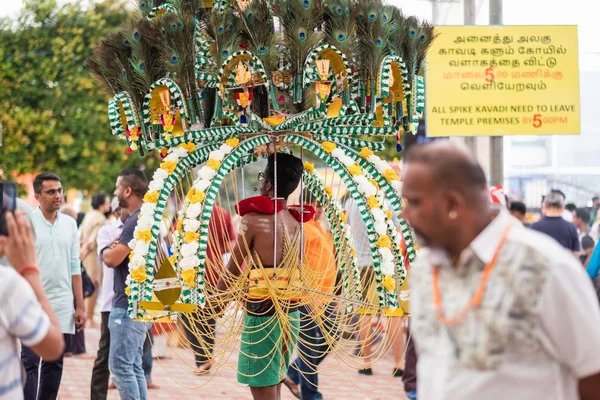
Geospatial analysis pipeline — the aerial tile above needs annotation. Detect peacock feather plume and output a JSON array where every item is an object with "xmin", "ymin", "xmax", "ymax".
[
  {"xmin": 416, "ymin": 20, "xmax": 436, "ymax": 75},
  {"xmin": 272, "ymin": 0, "xmax": 324, "ymax": 76},
  {"xmin": 323, "ymin": 0, "xmax": 357, "ymax": 60},
  {"xmin": 235, "ymin": 0, "xmax": 279, "ymax": 75},
  {"xmin": 355, "ymin": 0, "xmax": 388, "ymax": 82}
]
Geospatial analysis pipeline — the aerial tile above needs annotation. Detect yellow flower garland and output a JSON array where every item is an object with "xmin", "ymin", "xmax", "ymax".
[
  {"xmin": 339, "ymin": 212, "xmax": 348, "ymax": 223},
  {"xmin": 382, "ymin": 275, "xmax": 396, "ymax": 291},
  {"xmin": 181, "ymin": 269, "xmax": 196, "ymax": 287},
  {"xmin": 225, "ymin": 138, "xmax": 240, "ymax": 148},
  {"xmin": 184, "ymin": 231, "xmax": 199, "ymax": 243},
  {"xmin": 131, "ymin": 267, "xmax": 147, "ymax": 283},
  {"xmin": 303, "ymin": 161, "xmax": 315, "ymax": 173},
  {"xmin": 347, "ymin": 164, "xmax": 362, "ymax": 176},
  {"xmin": 178, "ymin": 142, "xmax": 196, "ymax": 152},
  {"xmin": 383, "ymin": 168, "xmax": 399, "ymax": 182},
  {"xmin": 206, "ymin": 158, "xmax": 221, "ymax": 170},
  {"xmin": 136, "ymin": 229, "xmax": 152, "ymax": 243},
  {"xmin": 143, "ymin": 191, "xmax": 159, "ymax": 204},
  {"xmin": 324, "ymin": 186, "xmax": 333, "ymax": 196},
  {"xmin": 376, "ymin": 235, "xmax": 392, "ymax": 248},
  {"xmin": 359, "ymin": 147, "xmax": 374, "ymax": 159},
  {"xmin": 367, "ymin": 196, "xmax": 380, "ymax": 209},
  {"xmin": 186, "ymin": 188, "xmax": 205, "ymax": 203},
  {"xmin": 322, "ymin": 141, "xmax": 337, "ymax": 153},
  {"xmin": 160, "ymin": 160, "xmax": 178, "ymax": 175}
]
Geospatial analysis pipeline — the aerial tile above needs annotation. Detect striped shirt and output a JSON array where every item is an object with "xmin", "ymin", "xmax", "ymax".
[{"xmin": 0, "ymin": 267, "xmax": 50, "ymax": 399}]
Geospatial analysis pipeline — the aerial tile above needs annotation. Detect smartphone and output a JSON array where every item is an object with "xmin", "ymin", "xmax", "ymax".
[{"xmin": 0, "ymin": 181, "xmax": 17, "ymax": 236}]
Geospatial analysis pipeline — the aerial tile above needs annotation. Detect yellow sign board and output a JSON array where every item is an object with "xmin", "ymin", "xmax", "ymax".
[{"xmin": 426, "ymin": 26, "xmax": 580, "ymax": 137}]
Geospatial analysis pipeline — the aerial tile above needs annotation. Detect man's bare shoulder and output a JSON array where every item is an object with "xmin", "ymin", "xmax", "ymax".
[{"xmin": 240, "ymin": 213, "xmax": 275, "ymax": 234}]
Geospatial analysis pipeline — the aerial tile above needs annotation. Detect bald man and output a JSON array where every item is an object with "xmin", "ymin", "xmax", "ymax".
[{"xmin": 401, "ymin": 141, "xmax": 600, "ymax": 400}]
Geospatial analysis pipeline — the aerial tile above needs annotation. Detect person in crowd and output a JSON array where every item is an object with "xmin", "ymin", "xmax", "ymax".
[
  {"xmin": 565, "ymin": 203, "xmax": 577, "ymax": 221},
  {"xmin": 284, "ymin": 190, "xmax": 338, "ymax": 400},
  {"xmin": 0, "ymin": 211, "xmax": 65, "ymax": 399},
  {"xmin": 402, "ymin": 325, "xmax": 418, "ymax": 400},
  {"xmin": 90, "ymin": 198, "xmax": 128, "ymax": 399},
  {"xmin": 581, "ymin": 236, "xmax": 596, "ymax": 266},
  {"xmin": 344, "ymin": 196, "xmax": 377, "ymax": 376},
  {"xmin": 101, "ymin": 168, "xmax": 151, "ymax": 400},
  {"xmin": 181, "ymin": 204, "xmax": 235, "ymax": 375},
  {"xmin": 79, "ymin": 192, "xmax": 111, "ymax": 328},
  {"xmin": 217, "ymin": 153, "xmax": 304, "ymax": 400},
  {"xmin": 509, "ymin": 201, "xmax": 528, "ymax": 225},
  {"xmin": 590, "ymin": 196, "xmax": 600, "ymax": 226},
  {"xmin": 574, "ymin": 208, "xmax": 593, "ymax": 248},
  {"xmin": 402, "ymin": 141, "xmax": 600, "ymax": 400},
  {"xmin": 58, "ymin": 205, "xmax": 90, "ymax": 358},
  {"xmin": 531, "ymin": 191, "xmax": 580, "ymax": 254},
  {"xmin": 142, "ymin": 331, "xmax": 159, "ymax": 390},
  {"xmin": 22, "ymin": 173, "xmax": 84, "ymax": 400},
  {"xmin": 344, "ymin": 195, "xmax": 406, "ymax": 377}
]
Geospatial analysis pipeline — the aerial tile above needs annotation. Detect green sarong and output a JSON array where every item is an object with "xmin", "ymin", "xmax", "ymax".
[{"xmin": 237, "ymin": 310, "xmax": 300, "ymax": 387}]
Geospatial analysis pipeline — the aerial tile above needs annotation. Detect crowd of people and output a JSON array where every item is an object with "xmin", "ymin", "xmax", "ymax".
[{"xmin": 3, "ymin": 142, "xmax": 600, "ymax": 400}]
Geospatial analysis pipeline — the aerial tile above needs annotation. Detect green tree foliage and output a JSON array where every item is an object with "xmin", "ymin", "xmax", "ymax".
[{"xmin": 0, "ymin": 0, "xmax": 157, "ymax": 192}]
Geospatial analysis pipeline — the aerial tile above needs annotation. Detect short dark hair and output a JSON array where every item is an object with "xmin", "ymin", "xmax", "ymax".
[
  {"xmin": 118, "ymin": 168, "xmax": 148, "ymax": 198},
  {"xmin": 565, "ymin": 203, "xmax": 577, "ymax": 212},
  {"xmin": 510, "ymin": 201, "xmax": 526, "ymax": 215},
  {"xmin": 576, "ymin": 208, "xmax": 591, "ymax": 223},
  {"xmin": 582, "ymin": 235, "xmax": 595, "ymax": 250},
  {"xmin": 33, "ymin": 172, "xmax": 61, "ymax": 194},
  {"xmin": 265, "ymin": 153, "xmax": 303, "ymax": 200},
  {"xmin": 91, "ymin": 192, "xmax": 110, "ymax": 210}
]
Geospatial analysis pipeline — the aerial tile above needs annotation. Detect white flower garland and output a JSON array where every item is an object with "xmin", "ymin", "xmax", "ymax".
[
  {"xmin": 171, "ymin": 138, "xmax": 240, "ymax": 303},
  {"xmin": 124, "ymin": 142, "xmax": 197, "ymax": 308},
  {"xmin": 321, "ymin": 141, "xmax": 396, "ymax": 295}
]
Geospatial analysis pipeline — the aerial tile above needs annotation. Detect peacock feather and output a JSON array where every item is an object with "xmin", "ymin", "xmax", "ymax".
[
  {"xmin": 381, "ymin": 5, "xmax": 405, "ymax": 57},
  {"xmin": 272, "ymin": 0, "xmax": 324, "ymax": 104},
  {"xmin": 235, "ymin": 0, "xmax": 278, "ymax": 75},
  {"xmin": 416, "ymin": 20, "xmax": 436, "ymax": 75},
  {"xmin": 323, "ymin": 0, "xmax": 357, "ymax": 60},
  {"xmin": 157, "ymin": 5, "xmax": 197, "ymax": 100}
]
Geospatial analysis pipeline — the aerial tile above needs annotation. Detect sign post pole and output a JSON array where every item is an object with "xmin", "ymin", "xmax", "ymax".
[
  {"xmin": 464, "ymin": 0, "xmax": 477, "ymax": 155},
  {"xmin": 490, "ymin": 0, "xmax": 504, "ymax": 187}
]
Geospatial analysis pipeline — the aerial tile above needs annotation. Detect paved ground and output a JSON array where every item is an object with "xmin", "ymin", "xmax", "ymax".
[{"xmin": 59, "ymin": 324, "xmax": 408, "ymax": 399}]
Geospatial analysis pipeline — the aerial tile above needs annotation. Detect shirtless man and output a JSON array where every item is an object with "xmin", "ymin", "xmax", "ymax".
[{"xmin": 217, "ymin": 152, "xmax": 304, "ymax": 400}]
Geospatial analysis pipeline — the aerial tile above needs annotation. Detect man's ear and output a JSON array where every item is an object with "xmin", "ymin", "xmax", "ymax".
[
  {"xmin": 124, "ymin": 187, "xmax": 132, "ymax": 199},
  {"xmin": 444, "ymin": 190, "xmax": 466, "ymax": 217},
  {"xmin": 264, "ymin": 181, "xmax": 273, "ymax": 195},
  {"xmin": 34, "ymin": 193, "xmax": 41, "ymax": 203}
]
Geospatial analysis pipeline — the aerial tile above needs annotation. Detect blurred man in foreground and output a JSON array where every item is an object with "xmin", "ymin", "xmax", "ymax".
[{"xmin": 401, "ymin": 141, "xmax": 600, "ymax": 400}]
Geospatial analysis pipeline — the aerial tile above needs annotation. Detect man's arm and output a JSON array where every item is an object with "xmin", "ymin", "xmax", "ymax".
[
  {"xmin": 70, "ymin": 221, "xmax": 85, "ymax": 330},
  {"xmin": 216, "ymin": 215, "xmax": 253, "ymax": 292},
  {"xmin": 101, "ymin": 243, "xmax": 131, "ymax": 268},
  {"xmin": 72, "ymin": 274, "xmax": 85, "ymax": 331},
  {"xmin": 538, "ymin": 252, "xmax": 600, "ymax": 400},
  {"xmin": 0, "ymin": 211, "xmax": 64, "ymax": 360}
]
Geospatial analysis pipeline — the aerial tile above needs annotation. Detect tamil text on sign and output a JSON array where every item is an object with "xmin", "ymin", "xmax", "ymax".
[{"xmin": 425, "ymin": 26, "xmax": 580, "ymax": 137}]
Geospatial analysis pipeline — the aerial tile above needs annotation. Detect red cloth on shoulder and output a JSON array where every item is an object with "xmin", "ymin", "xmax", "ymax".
[{"xmin": 235, "ymin": 196, "xmax": 315, "ymax": 222}]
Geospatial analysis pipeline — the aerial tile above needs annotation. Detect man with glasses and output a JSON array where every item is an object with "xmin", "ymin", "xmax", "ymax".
[{"xmin": 22, "ymin": 172, "xmax": 85, "ymax": 400}]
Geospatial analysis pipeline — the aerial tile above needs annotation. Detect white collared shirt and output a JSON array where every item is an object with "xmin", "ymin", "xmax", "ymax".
[
  {"xmin": 96, "ymin": 219, "xmax": 124, "ymax": 313},
  {"xmin": 410, "ymin": 208, "xmax": 600, "ymax": 400}
]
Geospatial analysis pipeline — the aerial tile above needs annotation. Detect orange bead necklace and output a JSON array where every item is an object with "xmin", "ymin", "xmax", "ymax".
[{"xmin": 432, "ymin": 225, "xmax": 511, "ymax": 326}]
